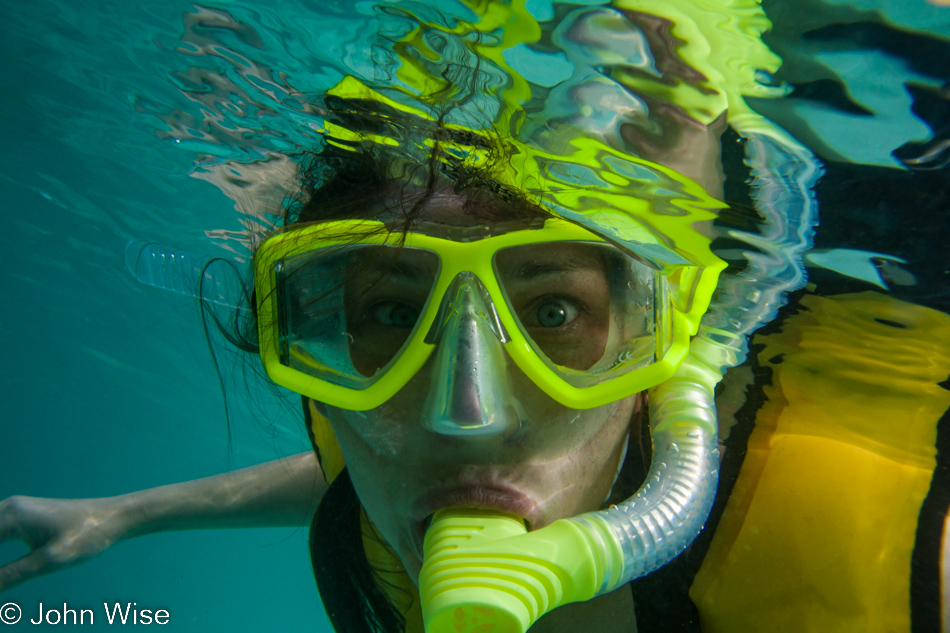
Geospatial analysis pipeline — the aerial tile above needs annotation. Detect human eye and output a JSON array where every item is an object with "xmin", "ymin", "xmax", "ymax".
[
  {"xmin": 370, "ymin": 301, "xmax": 422, "ymax": 328},
  {"xmin": 527, "ymin": 297, "xmax": 581, "ymax": 329}
]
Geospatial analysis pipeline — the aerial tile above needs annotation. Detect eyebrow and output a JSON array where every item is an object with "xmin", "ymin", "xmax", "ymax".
[
  {"xmin": 506, "ymin": 255, "xmax": 604, "ymax": 281},
  {"xmin": 353, "ymin": 258, "xmax": 435, "ymax": 282}
]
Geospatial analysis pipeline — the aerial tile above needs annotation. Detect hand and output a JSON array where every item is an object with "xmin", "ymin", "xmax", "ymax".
[
  {"xmin": 0, "ymin": 453, "xmax": 323, "ymax": 592},
  {"xmin": 0, "ymin": 495, "xmax": 130, "ymax": 591}
]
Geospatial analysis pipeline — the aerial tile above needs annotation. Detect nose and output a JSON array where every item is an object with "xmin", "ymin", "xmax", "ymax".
[{"xmin": 421, "ymin": 272, "xmax": 515, "ymax": 436}]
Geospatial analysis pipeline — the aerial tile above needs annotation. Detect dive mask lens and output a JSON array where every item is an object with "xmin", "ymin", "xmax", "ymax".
[
  {"xmin": 275, "ymin": 244, "xmax": 440, "ymax": 389},
  {"xmin": 494, "ymin": 241, "xmax": 662, "ymax": 389},
  {"xmin": 258, "ymin": 218, "xmax": 684, "ymax": 410}
]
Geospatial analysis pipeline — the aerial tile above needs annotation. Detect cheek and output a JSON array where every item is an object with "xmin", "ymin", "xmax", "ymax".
[
  {"xmin": 529, "ymin": 395, "xmax": 640, "ymax": 527},
  {"xmin": 325, "ymin": 407, "xmax": 393, "ymax": 499},
  {"xmin": 324, "ymin": 408, "xmax": 409, "ymax": 537},
  {"xmin": 322, "ymin": 385, "xmax": 425, "ymax": 459},
  {"xmin": 580, "ymin": 406, "xmax": 635, "ymax": 494}
]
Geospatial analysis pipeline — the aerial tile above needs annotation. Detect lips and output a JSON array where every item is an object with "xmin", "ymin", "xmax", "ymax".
[{"xmin": 411, "ymin": 483, "xmax": 538, "ymax": 558}]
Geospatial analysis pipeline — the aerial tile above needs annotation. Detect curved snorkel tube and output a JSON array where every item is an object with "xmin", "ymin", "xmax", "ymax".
[{"xmin": 419, "ymin": 350, "xmax": 723, "ymax": 633}]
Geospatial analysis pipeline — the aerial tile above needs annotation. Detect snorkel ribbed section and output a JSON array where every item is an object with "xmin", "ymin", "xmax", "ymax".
[{"xmin": 573, "ymin": 356, "xmax": 721, "ymax": 591}]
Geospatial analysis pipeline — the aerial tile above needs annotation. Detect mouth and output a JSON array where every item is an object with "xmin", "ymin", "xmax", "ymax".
[{"xmin": 411, "ymin": 484, "xmax": 538, "ymax": 557}]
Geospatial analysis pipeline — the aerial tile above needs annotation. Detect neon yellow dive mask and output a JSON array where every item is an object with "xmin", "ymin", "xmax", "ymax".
[{"xmin": 255, "ymin": 216, "xmax": 716, "ymax": 415}]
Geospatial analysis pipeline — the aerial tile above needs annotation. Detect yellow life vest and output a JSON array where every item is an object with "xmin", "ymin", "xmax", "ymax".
[{"xmin": 691, "ymin": 291, "xmax": 950, "ymax": 632}]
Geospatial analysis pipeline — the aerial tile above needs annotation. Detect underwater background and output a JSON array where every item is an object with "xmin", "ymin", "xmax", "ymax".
[{"xmin": 1, "ymin": 0, "xmax": 949, "ymax": 631}]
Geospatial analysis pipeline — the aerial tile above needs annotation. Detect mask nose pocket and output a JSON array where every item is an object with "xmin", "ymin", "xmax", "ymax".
[{"xmin": 422, "ymin": 272, "xmax": 515, "ymax": 436}]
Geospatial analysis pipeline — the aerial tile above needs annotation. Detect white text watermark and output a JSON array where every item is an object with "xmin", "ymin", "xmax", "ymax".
[{"xmin": 1, "ymin": 603, "xmax": 169, "ymax": 626}]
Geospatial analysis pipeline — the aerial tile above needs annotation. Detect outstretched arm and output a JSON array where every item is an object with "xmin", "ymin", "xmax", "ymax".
[{"xmin": 0, "ymin": 451, "xmax": 323, "ymax": 591}]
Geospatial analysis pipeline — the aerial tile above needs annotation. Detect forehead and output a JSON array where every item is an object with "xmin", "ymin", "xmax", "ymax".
[
  {"xmin": 343, "ymin": 239, "xmax": 609, "ymax": 286},
  {"xmin": 376, "ymin": 188, "xmax": 544, "ymax": 231},
  {"xmin": 414, "ymin": 193, "xmax": 472, "ymax": 224}
]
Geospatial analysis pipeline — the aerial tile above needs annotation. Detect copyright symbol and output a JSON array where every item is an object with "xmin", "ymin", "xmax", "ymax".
[{"xmin": 0, "ymin": 603, "xmax": 20, "ymax": 625}]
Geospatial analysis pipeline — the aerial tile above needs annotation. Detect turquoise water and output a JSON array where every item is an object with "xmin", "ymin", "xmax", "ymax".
[
  {"xmin": 1, "ymin": 0, "xmax": 949, "ymax": 631},
  {"xmin": 0, "ymin": 1, "xmax": 325, "ymax": 629}
]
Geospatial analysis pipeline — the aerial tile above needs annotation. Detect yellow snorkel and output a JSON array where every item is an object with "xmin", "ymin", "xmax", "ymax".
[
  {"xmin": 419, "ymin": 335, "xmax": 724, "ymax": 633},
  {"xmin": 420, "ymin": 352, "xmax": 722, "ymax": 633}
]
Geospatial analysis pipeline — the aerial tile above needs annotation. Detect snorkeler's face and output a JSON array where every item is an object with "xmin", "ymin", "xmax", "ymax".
[
  {"xmin": 325, "ymin": 388, "xmax": 639, "ymax": 583},
  {"xmin": 317, "ymin": 193, "xmax": 643, "ymax": 583}
]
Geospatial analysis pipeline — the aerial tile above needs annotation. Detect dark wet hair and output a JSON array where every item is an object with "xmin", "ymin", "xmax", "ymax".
[{"xmin": 289, "ymin": 95, "xmax": 550, "ymax": 227}]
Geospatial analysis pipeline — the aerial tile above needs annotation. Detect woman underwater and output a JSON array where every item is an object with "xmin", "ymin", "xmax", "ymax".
[
  {"xmin": 3, "ymin": 1, "xmax": 950, "ymax": 632},
  {"xmin": 1, "ymin": 77, "xmax": 728, "ymax": 632}
]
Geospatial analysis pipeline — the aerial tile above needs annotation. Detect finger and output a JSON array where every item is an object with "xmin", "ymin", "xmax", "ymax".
[{"xmin": 0, "ymin": 551, "xmax": 53, "ymax": 592}]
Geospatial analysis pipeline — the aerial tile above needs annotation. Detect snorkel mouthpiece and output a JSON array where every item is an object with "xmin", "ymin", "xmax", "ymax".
[
  {"xmin": 420, "ymin": 509, "xmax": 622, "ymax": 633},
  {"xmin": 419, "ymin": 354, "xmax": 722, "ymax": 633}
]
